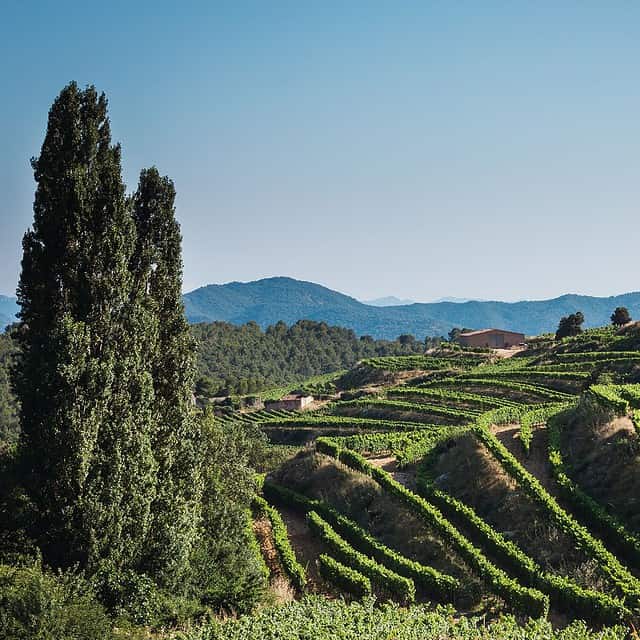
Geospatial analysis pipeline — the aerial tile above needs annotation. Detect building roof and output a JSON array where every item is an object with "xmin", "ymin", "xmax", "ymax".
[
  {"xmin": 459, "ymin": 328, "xmax": 524, "ymax": 337},
  {"xmin": 278, "ymin": 394, "xmax": 313, "ymax": 401}
]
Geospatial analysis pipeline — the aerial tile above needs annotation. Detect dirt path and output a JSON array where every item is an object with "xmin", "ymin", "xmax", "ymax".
[
  {"xmin": 491, "ymin": 423, "xmax": 560, "ymax": 497},
  {"xmin": 367, "ymin": 455, "xmax": 416, "ymax": 490},
  {"xmin": 492, "ymin": 347, "xmax": 526, "ymax": 359},
  {"xmin": 277, "ymin": 507, "xmax": 337, "ymax": 597},
  {"xmin": 253, "ymin": 517, "xmax": 295, "ymax": 602}
]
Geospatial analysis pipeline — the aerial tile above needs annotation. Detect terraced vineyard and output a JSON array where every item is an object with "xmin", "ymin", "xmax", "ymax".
[{"xmin": 229, "ymin": 328, "xmax": 640, "ymax": 631}]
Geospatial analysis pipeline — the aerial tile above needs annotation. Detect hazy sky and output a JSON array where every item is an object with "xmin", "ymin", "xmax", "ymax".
[{"xmin": 1, "ymin": 2, "xmax": 639, "ymax": 302}]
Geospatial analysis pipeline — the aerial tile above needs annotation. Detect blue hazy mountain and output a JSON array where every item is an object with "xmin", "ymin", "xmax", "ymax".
[
  {"xmin": 363, "ymin": 296, "xmax": 415, "ymax": 307},
  {"xmin": 182, "ymin": 277, "xmax": 640, "ymax": 340},
  {"xmin": 5, "ymin": 279, "xmax": 638, "ymax": 339}
]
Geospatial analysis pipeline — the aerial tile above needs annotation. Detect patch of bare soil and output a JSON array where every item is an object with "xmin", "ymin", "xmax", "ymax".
[
  {"xmin": 367, "ymin": 455, "xmax": 416, "ymax": 490},
  {"xmin": 276, "ymin": 507, "xmax": 337, "ymax": 597},
  {"xmin": 491, "ymin": 423, "xmax": 559, "ymax": 497},
  {"xmin": 272, "ymin": 451, "xmax": 474, "ymax": 587},
  {"xmin": 429, "ymin": 433, "xmax": 614, "ymax": 595},
  {"xmin": 253, "ymin": 517, "xmax": 295, "ymax": 603},
  {"xmin": 493, "ymin": 347, "xmax": 526, "ymax": 359},
  {"xmin": 563, "ymin": 413, "xmax": 640, "ymax": 533}
]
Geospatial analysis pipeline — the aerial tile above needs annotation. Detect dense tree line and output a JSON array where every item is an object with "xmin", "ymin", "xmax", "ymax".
[{"xmin": 192, "ymin": 320, "xmax": 435, "ymax": 397}]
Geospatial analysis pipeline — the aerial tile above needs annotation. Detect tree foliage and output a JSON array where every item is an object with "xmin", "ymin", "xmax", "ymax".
[
  {"xmin": 0, "ymin": 330, "xmax": 19, "ymax": 447},
  {"xmin": 14, "ymin": 82, "xmax": 157, "ymax": 571},
  {"xmin": 192, "ymin": 320, "xmax": 427, "ymax": 397},
  {"xmin": 131, "ymin": 167, "xmax": 203, "ymax": 588},
  {"xmin": 555, "ymin": 312, "xmax": 585, "ymax": 340},
  {"xmin": 611, "ymin": 307, "xmax": 631, "ymax": 327}
]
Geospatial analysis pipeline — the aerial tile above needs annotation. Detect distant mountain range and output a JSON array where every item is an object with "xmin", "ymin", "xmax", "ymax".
[
  {"xmin": 182, "ymin": 277, "xmax": 640, "ymax": 339},
  {"xmin": 363, "ymin": 296, "xmax": 483, "ymax": 306},
  {"xmin": 363, "ymin": 296, "xmax": 415, "ymax": 307},
  {"xmin": 3, "ymin": 278, "xmax": 640, "ymax": 339}
]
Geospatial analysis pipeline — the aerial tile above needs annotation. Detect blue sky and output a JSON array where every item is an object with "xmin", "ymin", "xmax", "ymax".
[{"xmin": 1, "ymin": 2, "xmax": 638, "ymax": 302}]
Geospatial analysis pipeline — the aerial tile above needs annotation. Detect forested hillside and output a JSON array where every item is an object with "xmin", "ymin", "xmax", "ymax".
[
  {"xmin": 192, "ymin": 320, "xmax": 430, "ymax": 396},
  {"xmin": 0, "ymin": 321, "xmax": 430, "ymax": 440}
]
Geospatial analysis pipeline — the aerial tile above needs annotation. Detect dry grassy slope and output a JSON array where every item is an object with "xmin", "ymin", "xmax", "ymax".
[
  {"xmin": 270, "ymin": 450, "xmax": 480, "ymax": 604},
  {"xmin": 561, "ymin": 409, "xmax": 640, "ymax": 533},
  {"xmin": 428, "ymin": 432, "xmax": 613, "ymax": 595}
]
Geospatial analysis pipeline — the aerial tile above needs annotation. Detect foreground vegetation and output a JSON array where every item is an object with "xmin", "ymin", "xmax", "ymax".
[{"xmin": 198, "ymin": 597, "xmax": 627, "ymax": 640}]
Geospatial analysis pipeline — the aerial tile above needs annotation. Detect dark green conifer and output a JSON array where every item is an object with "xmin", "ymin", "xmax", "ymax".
[
  {"xmin": 131, "ymin": 168, "xmax": 203, "ymax": 586},
  {"xmin": 14, "ymin": 83, "xmax": 157, "ymax": 571}
]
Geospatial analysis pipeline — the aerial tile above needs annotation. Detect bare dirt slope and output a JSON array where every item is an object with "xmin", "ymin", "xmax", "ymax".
[
  {"xmin": 272, "ymin": 451, "xmax": 473, "ymax": 584},
  {"xmin": 428, "ymin": 432, "xmax": 612, "ymax": 594}
]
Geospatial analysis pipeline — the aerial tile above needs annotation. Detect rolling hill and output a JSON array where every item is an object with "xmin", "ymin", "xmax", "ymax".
[{"xmin": 183, "ymin": 277, "xmax": 640, "ymax": 339}]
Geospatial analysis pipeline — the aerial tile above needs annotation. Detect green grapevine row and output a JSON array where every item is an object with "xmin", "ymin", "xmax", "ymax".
[
  {"xmin": 307, "ymin": 510, "xmax": 416, "ymax": 603},
  {"xmin": 252, "ymin": 495, "xmax": 307, "ymax": 592},
  {"xmin": 315, "ymin": 438, "xmax": 550, "ymax": 617}
]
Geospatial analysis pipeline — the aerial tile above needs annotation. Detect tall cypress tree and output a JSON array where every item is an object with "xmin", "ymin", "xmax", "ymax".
[
  {"xmin": 15, "ymin": 83, "xmax": 158, "ymax": 571},
  {"xmin": 131, "ymin": 168, "xmax": 203, "ymax": 587}
]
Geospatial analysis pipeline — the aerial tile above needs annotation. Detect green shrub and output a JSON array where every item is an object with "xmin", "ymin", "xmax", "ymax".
[
  {"xmin": 197, "ymin": 596, "xmax": 627, "ymax": 640},
  {"xmin": 0, "ymin": 562, "xmax": 113, "ymax": 640},
  {"xmin": 317, "ymin": 556, "xmax": 371, "ymax": 598}
]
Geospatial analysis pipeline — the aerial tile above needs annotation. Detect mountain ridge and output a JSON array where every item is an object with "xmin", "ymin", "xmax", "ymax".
[
  {"xmin": 4, "ymin": 279, "xmax": 640, "ymax": 339},
  {"xmin": 182, "ymin": 277, "xmax": 640, "ymax": 339}
]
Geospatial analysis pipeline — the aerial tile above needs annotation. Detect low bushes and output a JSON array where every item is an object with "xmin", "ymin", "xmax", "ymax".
[
  {"xmin": 546, "ymin": 413, "xmax": 640, "ymax": 569},
  {"xmin": 316, "ymin": 439, "xmax": 549, "ymax": 618},
  {"xmin": 588, "ymin": 385, "xmax": 629, "ymax": 415},
  {"xmin": 388, "ymin": 387, "xmax": 519, "ymax": 410},
  {"xmin": 519, "ymin": 403, "xmax": 573, "ymax": 456},
  {"xmin": 431, "ymin": 377, "xmax": 574, "ymax": 402},
  {"xmin": 588, "ymin": 384, "xmax": 640, "ymax": 416},
  {"xmin": 259, "ymin": 415, "xmax": 431, "ymax": 432},
  {"xmin": 417, "ymin": 474, "xmax": 626, "ymax": 624},
  {"xmin": 475, "ymin": 426, "xmax": 640, "ymax": 605},
  {"xmin": 318, "ymin": 555, "xmax": 371, "ymax": 598},
  {"xmin": 307, "ymin": 511, "xmax": 416, "ymax": 604},
  {"xmin": 196, "ymin": 596, "xmax": 628, "ymax": 640},
  {"xmin": 334, "ymin": 399, "xmax": 476, "ymax": 422},
  {"xmin": 262, "ymin": 480, "xmax": 460, "ymax": 601}
]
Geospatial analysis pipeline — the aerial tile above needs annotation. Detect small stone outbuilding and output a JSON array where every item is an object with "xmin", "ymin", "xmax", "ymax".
[
  {"xmin": 265, "ymin": 393, "xmax": 314, "ymax": 411},
  {"xmin": 458, "ymin": 328, "xmax": 525, "ymax": 349}
]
